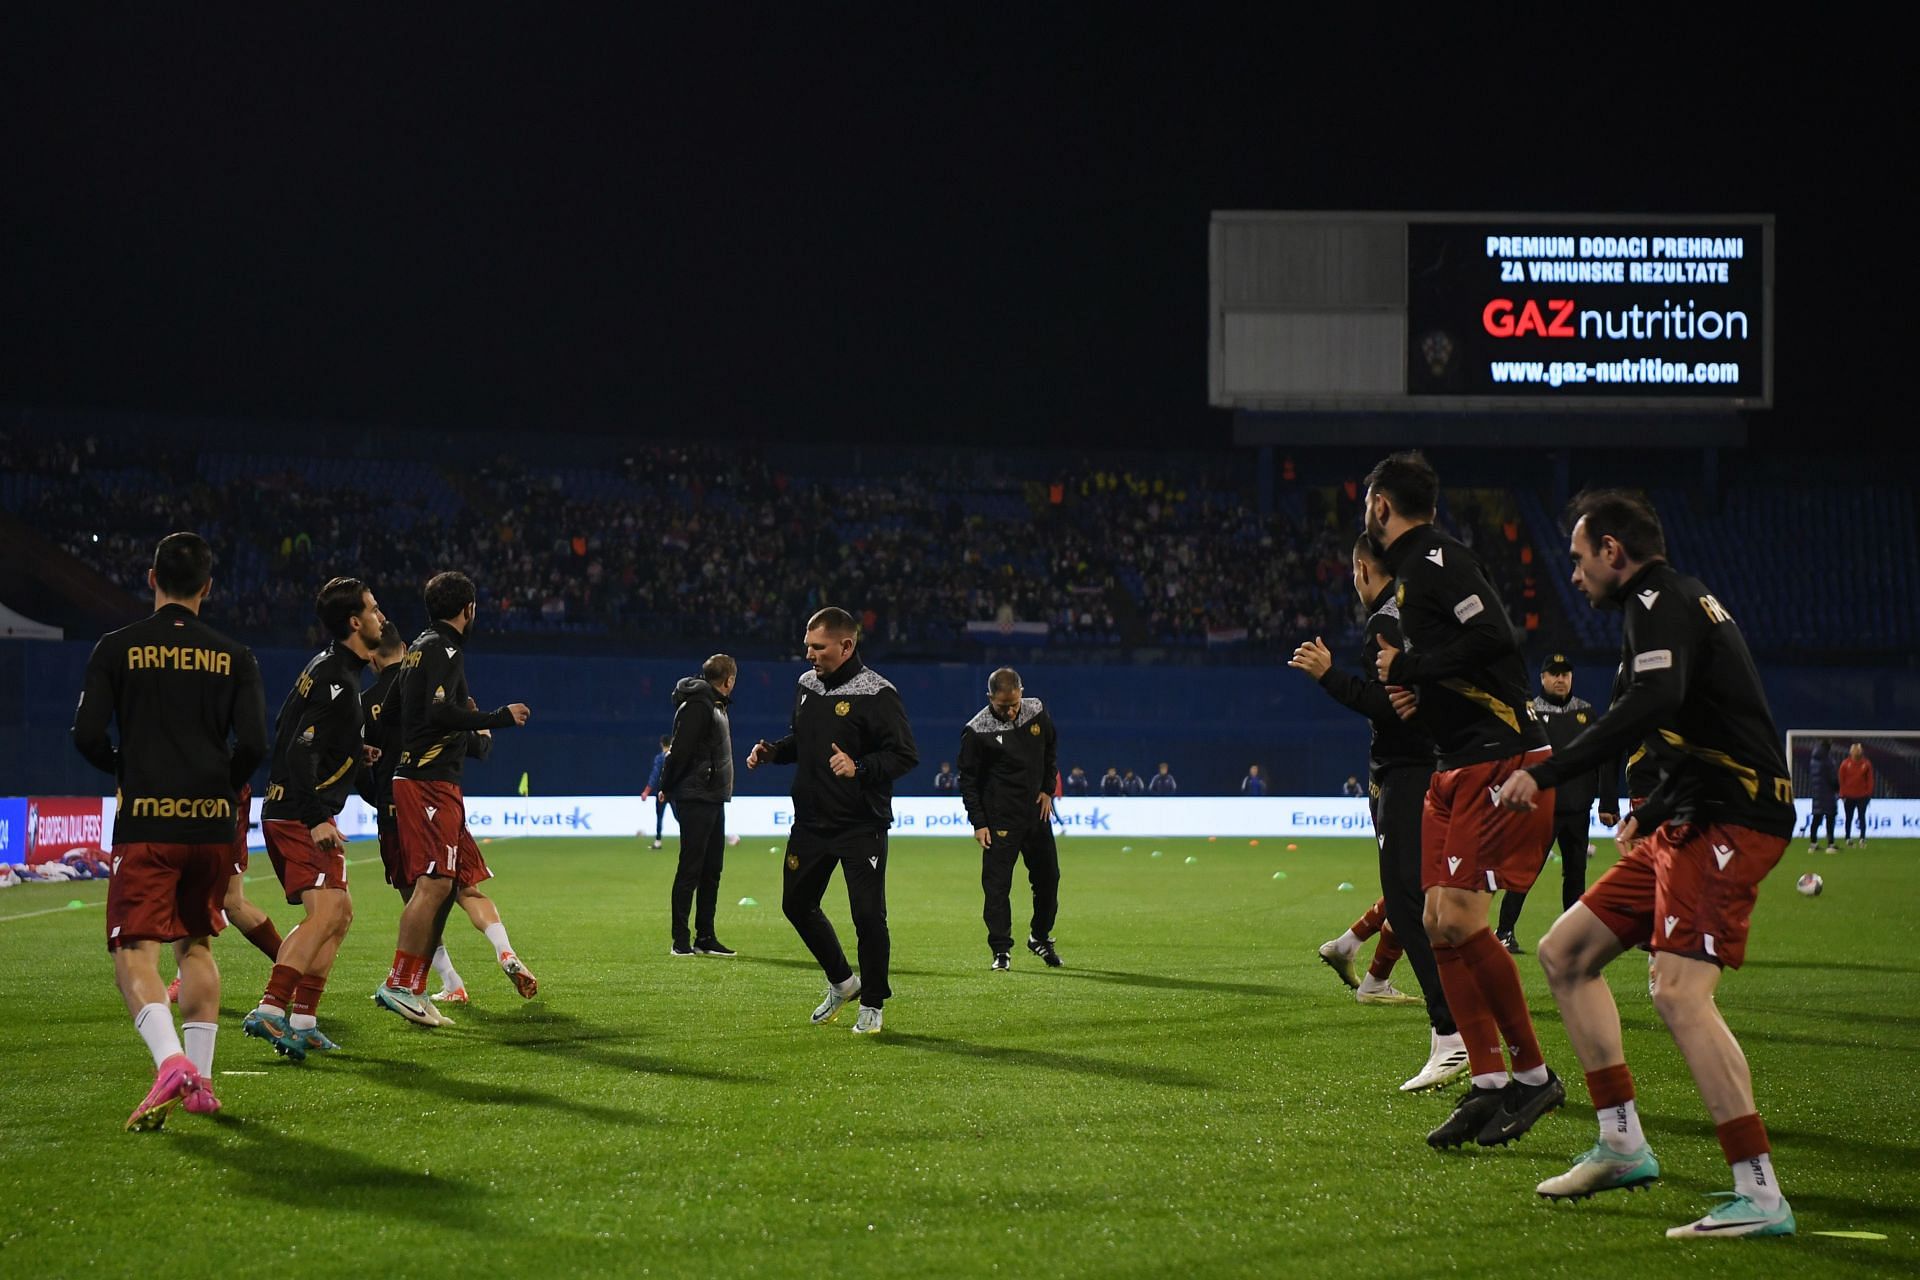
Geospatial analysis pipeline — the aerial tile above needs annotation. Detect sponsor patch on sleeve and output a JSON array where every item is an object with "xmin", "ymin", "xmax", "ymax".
[
  {"xmin": 1452, "ymin": 594, "xmax": 1485, "ymax": 623},
  {"xmin": 1633, "ymin": 648, "xmax": 1674, "ymax": 672}
]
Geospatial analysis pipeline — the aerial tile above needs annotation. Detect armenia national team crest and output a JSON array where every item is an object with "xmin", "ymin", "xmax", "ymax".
[{"xmin": 834, "ymin": 700, "xmax": 851, "ymax": 717}]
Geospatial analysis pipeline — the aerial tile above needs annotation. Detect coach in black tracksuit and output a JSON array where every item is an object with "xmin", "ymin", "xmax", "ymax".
[
  {"xmin": 1294, "ymin": 535, "xmax": 1452, "ymax": 1043},
  {"xmin": 958, "ymin": 668, "xmax": 1062, "ymax": 969},
  {"xmin": 749, "ymin": 609, "xmax": 918, "ymax": 1020},
  {"xmin": 660, "ymin": 655, "xmax": 738, "ymax": 955},
  {"xmin": 1495, "ymin": 655, "xmax": 1613, "ymax": 950}
]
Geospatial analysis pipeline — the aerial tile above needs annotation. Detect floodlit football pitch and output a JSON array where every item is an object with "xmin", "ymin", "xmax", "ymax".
[{"xmin": 3, "ymin": 835, "xmax": 1914, "ymax": 1278}]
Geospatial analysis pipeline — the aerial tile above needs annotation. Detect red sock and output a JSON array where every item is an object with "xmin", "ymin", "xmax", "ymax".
[
  {"xmin": 261, "ymin": 963, "xmax": 300, "ymax": 1012},
  {"xmin": 243, "ymin": 919, "xmax": 284, "ymax": 962},
  {"xmin": 386, "ymin": 949, "xmax": 419, "ymax": 990},
  {"xmin": 1460, "ymin": 928, "xmax": 1546, "ymax": 1075},
  {"xmin": 1715, "ymin": 1113, "xmax": 1770, "ymax": 1164},
  {"xmin": 408, "ymin": 953, "xmax": 431, "ymax": 995},
  {"xmin": 1350, "ymin": 897, "xmax": 1388, "ymax": 942},
  {"xmin": 1369, "ymin": 922, "xmax": 1403, "ymax": 981},
  {"xmin": 1585, "ymin": 1063, "xmax": 1635, "ymax": 1110},
  {"xmin": 292, "ymin": 975, "xmax": 327, "ymax": 1019},
  {"xmin": 1432, "ymin": 940, "xmax": 1505, "ymax": 1079}
]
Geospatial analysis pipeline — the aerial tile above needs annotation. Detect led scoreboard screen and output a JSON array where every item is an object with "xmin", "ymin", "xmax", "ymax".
[{"xmin": 1405, "ymin": 220, "xmax": 1770, "ymax": 404}]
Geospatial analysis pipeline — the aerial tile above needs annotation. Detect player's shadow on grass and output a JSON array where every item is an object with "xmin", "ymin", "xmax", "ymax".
[
  {"xmin": 175, "ymin": 1118, "xmax": 494, "ymax": 1227},
  {"xmin": 885, "ymin": 1031, "xmax": 1217, "ymax": 1090},
  {"xmin": 470, "ymin": 1007, "xmax": 771, "ymax": 1084},
  {"xmin": 339, "ymin": 1052, "xmax": 670, "ymax": 1124},
  {"xmin": 1050, "ymin": 967, "xmax": 1289, "ymax": 999}
]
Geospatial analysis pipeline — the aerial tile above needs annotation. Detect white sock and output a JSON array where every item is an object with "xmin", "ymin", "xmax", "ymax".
[
  {"xmin": 289, "ymin": 1012, "xmax": 317, "ymax": 1031},
  {"xmin": 432, "ymin": 946, "xmax": 465, "ymax": 990},
  {"xmin": 1597, "ymin": 1099, "xmax": 1646, "ymax": 1154},
  {"xmin": 254, "ymin": 1000, "xmax": 287, "ymax": 1018},
  {"xmin": 836, "ymin": 974, "xmax": 860, "ymax": 996},
  {"xmin": 1514, "ymin": 1064, "xmax": 1550, "ymax": 1087},
  {"xmin": 134, "ymin": 1003, "xmax": 183, "ymax": 1069},
  {"xmin": 1471, "ymin": 1071, "xmax": 1509, "ymax": 1091},
  {"xmin": 1732, "ymin": 1152, "xmax": 1783, "ymax": 1210},
  {"xmin": 484, "ymin": 922, "xmax": 513, "ymax": 959},
  {"xmin": 1334, "ymin": 929, "xmax": 1361, "ymax": 955},
  {"xmin": 182, "ymin": 1021, "xmax": 218, "ymax": 1077}
]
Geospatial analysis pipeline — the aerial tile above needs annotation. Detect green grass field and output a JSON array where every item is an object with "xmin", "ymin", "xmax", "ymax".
[{"xmin": 1, "ymin": 834, "xmax": 1914, "ymax": 1278}]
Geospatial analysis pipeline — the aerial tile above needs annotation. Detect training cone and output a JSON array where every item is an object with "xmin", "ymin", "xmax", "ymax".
[
  {"xmin": 738, "ymin": 897, "xmax": 758, "ymax": 907},
  {"xmin": 1337, "ymin": 881, "xmax": 1355, "ymax": 891},
  {"xmin": 1272, "ymin": 871, "xmax": 1287, "ymax": 880},
  {"xmin": 1184, "ymin": 856, "xmax": 1198, "ymax": 864}
]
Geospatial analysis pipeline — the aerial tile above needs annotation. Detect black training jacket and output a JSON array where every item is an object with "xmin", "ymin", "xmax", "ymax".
[
  {"xmin": 72, "ymin": 603, "xmax": 269, "ymax": 844},
  {"xmin": 766, "ymin": 655, "xmax": 918, "ymax": 833}
]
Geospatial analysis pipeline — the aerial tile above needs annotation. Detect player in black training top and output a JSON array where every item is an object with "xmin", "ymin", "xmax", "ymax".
[
  {"xmin": 72, "ymin": 531, "xmax": 268, "ymax": 1129},
  {"xmin": 958, "ymin": 667, "xmax": 1062, "ymax": 971},
  {"xmin": 1497, "ymin": 490, "xmax": 1798, "ymax": 1239},
  {"xmin": 373, "ymin": 571, "xmax": 534, "ymax": 1027},
  {"xmin": 1291, "ymin": 532, "xmax": 1465, "ymax": 1093},
  {"xmin": 241, "ymin": 577, "xmax": 386, "ymax": 1061},
  {"xmin": 1362, "ymin": 451, "xmax": 1564, "ymax": 1150}
]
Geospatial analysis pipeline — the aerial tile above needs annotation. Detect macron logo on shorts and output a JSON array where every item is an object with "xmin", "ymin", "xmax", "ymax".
[
  {"xmin": 425, "ymin": 806, "xmax": 438, "ymax": 821},
  {"xmin": 1447, "ymin": 856, "xmax": 1462, "ymax": 875},
  {"xmin": 869, "ymin": 856, "xmax": 880, "ymax": 869},
  {"xmin": 1713, "ymin": 843, "xmax": 1735, "ymax": 869},
  {"xmin": 1664, "ymin": 914, "xmax": 1678, "ymax": 937}
]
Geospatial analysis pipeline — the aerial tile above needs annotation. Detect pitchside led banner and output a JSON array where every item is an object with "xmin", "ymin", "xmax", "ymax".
[
  {"xmin": 1405, "ymin": 218, "xmax": 1771, "ymax": 404},
  {"xmin": 71, "ymin": 794, "xmax": 1920, "ymax": 850}
]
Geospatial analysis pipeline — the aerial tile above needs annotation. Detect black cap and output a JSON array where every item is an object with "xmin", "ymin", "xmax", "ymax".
[{"xmin": 1541, "ymin": 654, "xmax": 1574, "ymax": 675}]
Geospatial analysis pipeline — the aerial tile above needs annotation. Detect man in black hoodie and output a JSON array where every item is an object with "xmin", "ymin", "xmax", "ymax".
[
  {"xmin": 748, "ymin": 607, "xmax": 919, "ymax": 1035},
  {"xmin": 662, "ymin": 654, "xmax": 738, "ymax": 957}
]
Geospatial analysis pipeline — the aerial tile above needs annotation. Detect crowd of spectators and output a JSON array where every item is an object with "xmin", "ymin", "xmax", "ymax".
[{"xmin": 3, "ymin": 429, "xmax": 1543, "ymax": 658}]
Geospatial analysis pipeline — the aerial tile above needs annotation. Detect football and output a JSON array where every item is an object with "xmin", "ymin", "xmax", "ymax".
[{"xmin": 1797, "ymin": 872, "xmax": 1824, "ymax": 896}]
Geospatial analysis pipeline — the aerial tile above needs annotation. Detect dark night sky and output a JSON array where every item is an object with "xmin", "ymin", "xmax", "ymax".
[{"xmin": 1, "ymin": 10, "xmax": 1902, "ymax": 451}]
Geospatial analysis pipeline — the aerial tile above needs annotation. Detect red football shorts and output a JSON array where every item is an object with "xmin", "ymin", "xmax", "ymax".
[
  {"xmin": 105, "ymin": 842, "xmax": 233, "ymax": 953},
  {"xmin": 1422, "ymin": 748, "xmax": 1557, "ymax": 893},
  {"xmin": 391, "ymin": 778, "xmax": 492, "ymax": 892},
  {"xmin": 1580, "ymin": 821, "xmax": 1787, "ymax": 969},
  {"xmin": 262, "ymin": 818, "xmax": 351, "ymax": 904}
]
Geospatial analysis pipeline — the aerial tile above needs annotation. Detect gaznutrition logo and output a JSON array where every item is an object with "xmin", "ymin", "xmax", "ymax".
[{"xmin": 1482, "ymin": 297, "xmax": 1749, "ymax": 342}]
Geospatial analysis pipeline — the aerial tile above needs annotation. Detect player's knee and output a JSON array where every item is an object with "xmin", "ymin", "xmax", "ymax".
[
  {"xmin": 1535, "ymin": 928, "xmax": 1578, "ymax": 985},
  {"xmin": 1649, "ymin": 974, "xmax": 1709, "ymax": 1028}
]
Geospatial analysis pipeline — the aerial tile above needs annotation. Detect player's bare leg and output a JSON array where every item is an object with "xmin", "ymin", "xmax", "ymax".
[
  {"xmin": 457, "ymin": 885, "xmax": 537, "ymax": 998},
  {"xmin": 376, "ymin": 875, "xmax": 454, "ymax": 1025},
  {"xmin": 1534, "ymin": 904, "xmax": 1659, "ymax": 1198},
  {"xmin": 248, "ymin": 886, "xmax": 351, "ymax": 1057},
  {"xmin": 118, "ymin": 938, "xmax": 214, "ymax": 1130},
  {"xmin": 1650, "ymin": 950, "xmax": 1790, "ymax": 1234},
  {"xmin": 423, "ymin": 886, "xmax": 468, "ymax": 1003},
  {"xmin": 221, "ymin": 875, "xmax": 284, "ymax": 960}
]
